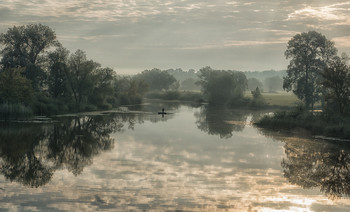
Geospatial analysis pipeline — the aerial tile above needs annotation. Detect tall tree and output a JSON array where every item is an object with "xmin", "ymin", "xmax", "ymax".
[
  {"xmin": 0, "ymin": 68, "xmax": 33, "ymax": 104},
  {"xmin": 113, "ymin": 76, "xmax": 148, "ymax": 105},
  {"xmin": 197, "ymin": 67, "xmax": 247, "ymax": 106},
  {"xmin": 283, "ymin": 31, "xmax": 337, "ymax": 109},
  {"xmin": 47, "ymin": 46, "xmax": 70, "ymax": 99},
  {"xmin": 321, "ymin": 54, "xmax": 350, "ymax": 115},
  {"xmin": 66, "ymin": 49, "xmax": 100, "ymax": 111},
  {"xmin": 0, "ymin": 24, "xmax": 60, "ymax": 89},
  {"xmin": 136, "ymin": 68, "xmax": 177, "ymax": 91},
  {"xmin": 89, "ymin": 67, "xmax": 116, "ymax": 109}
]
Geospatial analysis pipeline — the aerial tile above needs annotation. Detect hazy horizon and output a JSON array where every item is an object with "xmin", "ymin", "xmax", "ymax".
[{"xmin": 1, "ymin": 0, "xmax": 350, "ymax": 75}]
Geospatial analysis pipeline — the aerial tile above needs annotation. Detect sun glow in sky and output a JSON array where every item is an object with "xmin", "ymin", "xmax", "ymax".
[{"xmin": 1, "ymin": 0, "xmax": 350, "ymax": 74}]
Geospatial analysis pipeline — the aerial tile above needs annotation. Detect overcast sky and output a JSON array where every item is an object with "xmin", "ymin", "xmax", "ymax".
[{"xmin": 1, "ymin": 0, "xmax": 350, "ymax": 74}]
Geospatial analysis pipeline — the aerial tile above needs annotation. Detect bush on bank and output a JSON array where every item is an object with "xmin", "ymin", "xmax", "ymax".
[{"xmin": 254, "ymin": 104, "xmax": 350, "ymax": 139}]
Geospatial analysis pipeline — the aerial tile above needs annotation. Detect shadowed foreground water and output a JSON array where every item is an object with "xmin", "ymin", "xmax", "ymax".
[{"xmin": 0, "ymin": 102, "xmax": 349, "ymax": 211}]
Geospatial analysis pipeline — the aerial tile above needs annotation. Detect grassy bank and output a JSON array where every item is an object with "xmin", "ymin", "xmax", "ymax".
[
  {"xmin": 261, "ymin": 92, "xmax": 300, "ymax": 107},
  {"xmin": 254, "ymin": 106, "xmax": 350, "ymax": 139},
  {"xmin": 243, "ymin": 91, "xmax": 300, "ymax": 107}
]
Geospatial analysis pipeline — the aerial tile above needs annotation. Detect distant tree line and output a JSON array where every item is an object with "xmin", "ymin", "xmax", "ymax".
[
  {"xmin": 247, "ymin": 76, "xmax": 284, "ymax": 93},
  {"xmin": 165, "ymin": 68, "xmax": 286, "ymax": 93},
  {"xmin": 245, "ymin": 70, "xmax": 285, "ymax": 93}
]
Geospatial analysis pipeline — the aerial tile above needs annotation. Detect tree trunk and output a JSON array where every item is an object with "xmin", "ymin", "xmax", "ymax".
[{"xmin": 305, "ymin": 64, "xmax": 310, "ymax": 109}]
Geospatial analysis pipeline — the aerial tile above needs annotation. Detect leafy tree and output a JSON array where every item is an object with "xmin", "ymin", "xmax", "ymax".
[
  {"xmin": 181, "ymin": 78, "xmax": 200, "ymax": 91},
  {"xmin": 113, "ymin": 76, "xmax": 148, "ymax": 105},
  {"xmin": 284, "ymin": 31, "xmax": 337, "ymax": 109},
  {"xmin": 0, "ymin": 24, "xmax": 154, "ymax": 115},
  {"xmin": 136, "ymin": 68, "xmax": 177, "ymax": 91},
  {"xmin": 89, "ymin": 67, "xmax": 116, "ymax": 109},
  {"xmin": 321, "ymin": 54, "xmax": 350, "ymax": 115},
  {"xmin": 0, "ymin": 24, "xmax": 60, "ymax": 88},
  {"xmin": 47, "ymin": 46, "xmax": 70, "ymax": 99},
  {"xmin": 251, "ymin": 87, "xmax": 265, "ymax": 107},
  {"xmin": 66, "ymin": 49, "xmax": 100, "ymax": 111},
  {"xmin": 197, "ymin": 67, "xmax": 247, "ymax": 106},
  {"xmin": 166, "ymin": 68, "xmax": 198, "ymax": 82},
  {"xmin": 0, "ymin": 68, "xmax": 33, "ymax": 104}
]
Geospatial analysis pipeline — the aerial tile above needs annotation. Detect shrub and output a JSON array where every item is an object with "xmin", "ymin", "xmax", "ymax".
[
  {"xmin": 250, "ymin": 87, "xmax": 266, "ymax": 107},
  {"xmin": 255, "ymin": 103, "xmax": 350, "ymax": 139}
]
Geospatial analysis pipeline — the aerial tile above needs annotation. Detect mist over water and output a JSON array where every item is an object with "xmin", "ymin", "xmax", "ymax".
[{"xmin": 0, "ymin": 101, "xmax": 349, "ymax": 211}]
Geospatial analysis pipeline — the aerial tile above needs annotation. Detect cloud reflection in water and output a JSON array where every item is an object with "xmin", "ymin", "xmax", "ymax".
[{"xmin": 0, "ymin": 105, "xmax": 350, "ymax": 211}]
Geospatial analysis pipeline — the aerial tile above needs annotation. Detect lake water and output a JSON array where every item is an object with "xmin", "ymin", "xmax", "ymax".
[{"xmin": 0, "ymin": 101, "xmax": 350, "ymax": 211}]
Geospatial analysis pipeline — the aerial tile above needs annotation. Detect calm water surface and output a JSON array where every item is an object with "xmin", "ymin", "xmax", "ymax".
[{"xmin": 0, "ymin": 101, "xmax": 350, "ymax": 211}]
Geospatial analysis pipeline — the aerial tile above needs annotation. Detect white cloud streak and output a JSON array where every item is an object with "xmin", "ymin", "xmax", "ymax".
[{"xmin": 288, "ymin": 2, "xmax": 350, "ymax": 22}]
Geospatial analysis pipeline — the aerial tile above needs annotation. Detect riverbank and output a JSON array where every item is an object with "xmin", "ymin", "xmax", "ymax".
[{"xmin": 254, "ymin": 106, "xmax": 350, "ymax": 140}]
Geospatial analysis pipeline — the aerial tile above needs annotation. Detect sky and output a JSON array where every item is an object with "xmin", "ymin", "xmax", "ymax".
[{"xmin": 1, "ymin": 0, "xmax": 350, "ymax": 75}]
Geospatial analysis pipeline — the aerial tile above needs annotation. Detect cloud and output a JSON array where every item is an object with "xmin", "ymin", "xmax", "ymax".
[
  {"xmin": 333, "ymin": 36, "xmax": 350, "ymax": 48},
  {"xmin": 59, "ymin": 34, "xmax": 125, "ymax": 42},
  {"xmin": 287, "ymin": 2, "xmax": 350, "ymax": 23},
  {"xmin": 1, "ymin": 0, "xmax": 350, "ymax": 73},
  {"xmin": 174, "ymin": 38, "xmax": 289, "ymax": 50}
]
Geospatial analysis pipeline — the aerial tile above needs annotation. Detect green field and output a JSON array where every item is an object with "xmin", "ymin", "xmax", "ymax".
[
  {"xmin": 246, "ymin": 92, "xmax": 301, "ymax": 107},
  {"xmin": 263, "ymin": 92, "xmax": 301, "ymax": 106}
]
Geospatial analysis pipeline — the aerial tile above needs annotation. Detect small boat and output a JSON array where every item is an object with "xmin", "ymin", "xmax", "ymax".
[{"xmin": 158, "ymin": 108, "xmax": 167, "ymax": 116}]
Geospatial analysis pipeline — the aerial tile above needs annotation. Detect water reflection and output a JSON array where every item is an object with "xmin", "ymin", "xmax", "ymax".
[
  {"xmin": 1, "ymin": 104, "xmax": 350, "ymax": 211},
  {"xmin": 194, "ymin": 106, "xmax": 249, "ymax": 138},
  {"xmin": 0, "ymin": 123, "xmax": 52, "ymax": 187},
  {"xmin": 259, "ymin": 129, "xmax": 350, "ymax": 199},
  {"xmin": 0, "ymin": 114, "xmax": 139, "ymax": 187}
]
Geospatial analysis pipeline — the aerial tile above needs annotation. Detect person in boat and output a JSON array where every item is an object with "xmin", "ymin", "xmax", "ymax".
[{"xmin": 158, "ymin": 108, "xmax": 167, "ymax": 116}]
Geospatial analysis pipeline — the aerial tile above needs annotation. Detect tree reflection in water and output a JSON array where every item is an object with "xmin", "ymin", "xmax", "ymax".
[
  {"xmin": 195, "ymin": 106, "xmax": 249, "ymax": 138},
  {"xmin": 0, "ymin": 113, "xmax": 139, "ymax": 187},
  {"xmin": 0, "ymin": 123, "xmax": 52, "ymax": 187},
  {"xmin": 259, "ymin": 129, "xmax": 350, "ymax": 199}
]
